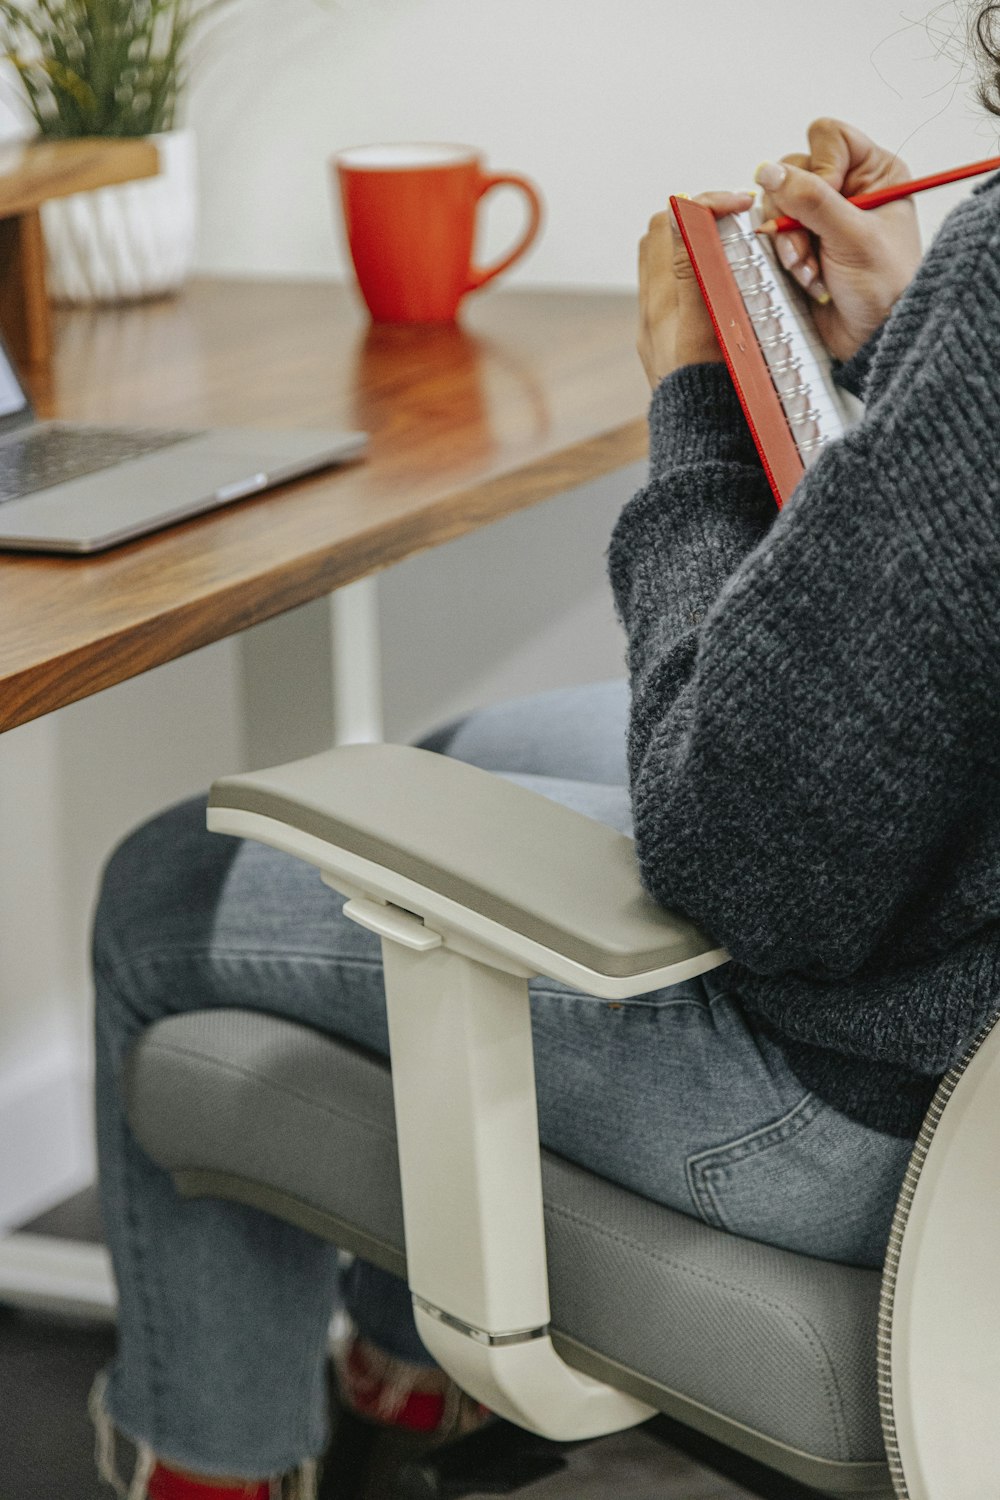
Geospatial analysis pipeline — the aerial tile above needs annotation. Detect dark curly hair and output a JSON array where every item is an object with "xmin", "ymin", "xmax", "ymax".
[{"xmin": 975, "ymin": 2, "xmax": 1000, "ymax": 114}]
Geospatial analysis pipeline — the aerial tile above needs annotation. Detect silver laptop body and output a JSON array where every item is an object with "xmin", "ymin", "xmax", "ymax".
[{"xmin": 0, "ymin": 334, "xmax": 366, "ymax": 554}]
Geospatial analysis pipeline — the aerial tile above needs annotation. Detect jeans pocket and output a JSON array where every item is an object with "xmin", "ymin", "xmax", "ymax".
[
  {"xmin": 685, "ymin": 1092, "xmax": 911, "ymax": 1267},
  {"xmin": 686, "ymin": 1092, "xmax": 824, "ymax": 1233}
]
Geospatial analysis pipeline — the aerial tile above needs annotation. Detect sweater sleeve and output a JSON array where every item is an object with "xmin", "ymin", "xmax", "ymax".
[
  {"xmin": 831, "ymin": 323, "xmax": 885, "ymax": 399},
  {"xmin": 608, "ymin": 220, "xmax": 1000, "ymax": 983}
]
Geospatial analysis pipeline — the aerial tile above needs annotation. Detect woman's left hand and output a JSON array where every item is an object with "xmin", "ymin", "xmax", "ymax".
[{"xmin": 638, "ymin": 189, "xmax": 755, "ymax": 389}]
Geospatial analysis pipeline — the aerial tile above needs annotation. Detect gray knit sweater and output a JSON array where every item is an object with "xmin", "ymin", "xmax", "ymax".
[{"xmin": 607, "ymin": 171, "xmax": 1000, "ymax": 1137}]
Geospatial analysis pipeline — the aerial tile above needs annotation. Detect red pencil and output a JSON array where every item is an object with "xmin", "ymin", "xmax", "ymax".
[{"xmin": 758, "ymin": 153, "xmax": 1000, "ymax": 236}]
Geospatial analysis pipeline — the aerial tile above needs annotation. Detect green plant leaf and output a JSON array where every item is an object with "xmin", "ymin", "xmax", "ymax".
[{"xmin": 0, "ymin": 0, "xmax": 237, "ymax": 137}]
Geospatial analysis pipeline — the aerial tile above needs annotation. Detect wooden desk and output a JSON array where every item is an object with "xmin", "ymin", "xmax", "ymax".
[
  {"xmin": 0, "ymin": 279, "xmax": 648, "ymax": 736},
  {"xmin": 0, "ymin": 278, "xmax": 649, "ymax": 1312}
]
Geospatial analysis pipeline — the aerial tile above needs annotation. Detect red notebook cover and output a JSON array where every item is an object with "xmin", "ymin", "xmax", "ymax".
[{"xmin": 669, "ymin": 195, "xmax": 804, "ymax": 508}]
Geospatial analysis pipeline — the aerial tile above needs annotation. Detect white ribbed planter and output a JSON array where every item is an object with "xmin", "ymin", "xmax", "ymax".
[{"xmin": 42, "ymin": 129, "xmax": 198, "ymax": 305}]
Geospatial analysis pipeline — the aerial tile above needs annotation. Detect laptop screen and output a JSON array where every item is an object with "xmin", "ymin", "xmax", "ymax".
[
  {"xmin": 0, "ymin": 332, "xmax": 32, "ymax": 434},
  {"xmin": 0, "ymin": 352, "xmax": 27, "ymax": 418}
]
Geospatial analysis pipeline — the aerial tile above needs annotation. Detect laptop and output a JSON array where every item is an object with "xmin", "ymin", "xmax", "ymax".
[{"xmin": 0, "ymin": 333, "xmax": 367, "ymax": 554}]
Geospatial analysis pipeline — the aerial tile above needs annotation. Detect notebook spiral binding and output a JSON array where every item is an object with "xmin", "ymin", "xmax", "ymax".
[{"xmin": 718, "ymin": 224, "xmax": 830, "ymax": 461}]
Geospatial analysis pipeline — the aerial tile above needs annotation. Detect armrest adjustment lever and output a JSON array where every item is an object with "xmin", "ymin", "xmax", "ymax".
[{"xmin": 342, "ymin": 896, "xmax": 443, "ymax": 951}]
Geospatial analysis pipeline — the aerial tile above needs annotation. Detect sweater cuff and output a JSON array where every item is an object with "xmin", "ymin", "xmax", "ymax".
[
  {"xmin": 648, "ymin": 362, "xmax": 760, "ymax": 475},
  {"xmin": 832, "ymin": 324, "xmax": 885, "ymax": 400}
]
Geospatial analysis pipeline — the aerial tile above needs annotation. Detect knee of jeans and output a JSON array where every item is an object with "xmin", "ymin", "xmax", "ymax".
[{"xmin": 92, "ymin": 794, "xmax": 226, "ymax": 976}]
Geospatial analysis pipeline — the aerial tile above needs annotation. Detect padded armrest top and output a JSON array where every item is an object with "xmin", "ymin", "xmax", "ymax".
[{"xmin": 209, "ymin": 744, "xmax": 720, "ymax": 980}]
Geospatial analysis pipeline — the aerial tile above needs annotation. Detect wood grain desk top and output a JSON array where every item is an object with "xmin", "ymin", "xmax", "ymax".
[{"xmin": 0, "ymin": 278, "xmax": 650, "ymax": 734}]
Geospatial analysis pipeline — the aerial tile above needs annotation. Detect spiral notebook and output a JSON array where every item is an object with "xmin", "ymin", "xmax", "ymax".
[{"xmin": 670, "ymin": 196, "xmax": 855, "ymax": 507}]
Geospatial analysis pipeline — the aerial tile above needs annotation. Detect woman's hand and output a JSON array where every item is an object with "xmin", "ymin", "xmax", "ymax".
[
  {"xmin": 637, "ymin": 189, "xmax": 754, "ymax": 389},
  {"xmin": 756, "ymin": 117, "xmax": 923, "ymax": 361}
]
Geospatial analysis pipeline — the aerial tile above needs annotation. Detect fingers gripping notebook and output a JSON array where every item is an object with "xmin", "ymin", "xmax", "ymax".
[{"xmin": 670, "ymin": 196, "xmax": 856, "ymax": 507}]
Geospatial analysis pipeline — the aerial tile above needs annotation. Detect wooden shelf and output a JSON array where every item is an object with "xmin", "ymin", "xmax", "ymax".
[
  {"xmin": 0, "ymin": 137, "xmax": 159, "ymax": 374},
  {"xmin": 0, "ymin": 138, "xmax": 159, "ymax": 216}
]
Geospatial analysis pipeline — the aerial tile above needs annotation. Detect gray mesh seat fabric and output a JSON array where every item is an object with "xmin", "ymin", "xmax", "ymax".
[{"xmin": 126, "ymin": 1007, "xmax": 892, "ymax": 1496}]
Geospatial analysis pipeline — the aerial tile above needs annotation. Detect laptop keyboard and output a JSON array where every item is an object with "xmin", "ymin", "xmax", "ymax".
[{"xmin": 0, "ymin": 425, "xmax": 198, "ymax": 505}]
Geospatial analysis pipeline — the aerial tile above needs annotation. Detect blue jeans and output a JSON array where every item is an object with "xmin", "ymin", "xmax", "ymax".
[{"xmin": 92, "ymin": 679, "xmax": 914, "ymax": 1481}]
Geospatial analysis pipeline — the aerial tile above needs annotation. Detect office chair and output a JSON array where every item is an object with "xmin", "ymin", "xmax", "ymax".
[{"xmin": 123, "ymin": 743, "xmax": 1000, "ymax": 1500}]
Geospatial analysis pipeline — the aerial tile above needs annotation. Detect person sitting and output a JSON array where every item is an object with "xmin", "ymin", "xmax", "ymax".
[{"xmin": 87, "ymin": 17, "xmax": 1000, "ymax": 1495}]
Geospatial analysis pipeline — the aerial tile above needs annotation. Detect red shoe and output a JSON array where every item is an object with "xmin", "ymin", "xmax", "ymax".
[
  {"xmin": 320, "ymin": 1330, "xmax": 491, "ymax": 1497},
  {"xmin": 334, "ymin": 1330, "xmax": 490, "ymax": 1439},
  {"xmin": 148, "ymin": 1463, "xmax": 270, "ymax": 1499},
  {"xmin": 147, "ymin": 1461, "xmax": 317, "ymax": 1499}
]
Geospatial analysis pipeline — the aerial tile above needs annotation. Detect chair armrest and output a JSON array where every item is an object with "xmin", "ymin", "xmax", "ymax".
[
  {"xmin": 208, "ymin": 743, "xmax": 724, "ymax": 1435},
  {"xmin": 208, "ymin": 743, "xmax": 728, "ymax": 998}
]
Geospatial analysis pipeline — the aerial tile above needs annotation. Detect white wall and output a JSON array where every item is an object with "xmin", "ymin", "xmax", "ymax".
[
  {"xmin": 0, "ymin": 639, "xmax": 246, "ymax": 1224},
  {"xmin": 189, "ymin": 0, "xmax": 998, "ymax": 285},
  {"xmin": 1, "ymin": 0, "xmax": 997, "ymax": 1225}
]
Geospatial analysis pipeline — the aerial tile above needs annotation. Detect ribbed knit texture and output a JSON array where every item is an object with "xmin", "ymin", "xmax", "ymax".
[{"xmin": 608, "ymin": 171, "xmax": 1000, "ymax": 1137}]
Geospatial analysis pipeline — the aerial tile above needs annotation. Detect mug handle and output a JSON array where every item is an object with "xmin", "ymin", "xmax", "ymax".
[{"xmin": 465, "ymin": 172, "xmax": 543, "ymax": 295}]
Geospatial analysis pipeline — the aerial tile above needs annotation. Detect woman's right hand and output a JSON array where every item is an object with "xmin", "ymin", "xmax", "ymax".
[{"xmin": 755, "ymin": 118, "xmax": 923, "ymax": 362}]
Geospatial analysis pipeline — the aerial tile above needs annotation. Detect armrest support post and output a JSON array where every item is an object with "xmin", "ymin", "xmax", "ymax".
[
  {"xmin": 381, "ymin": 939, "xmax": 548, "ymax": 1331},
  {"xmin": 368, "ymin": 923, "xmax": 654, "ymax": 1439}
]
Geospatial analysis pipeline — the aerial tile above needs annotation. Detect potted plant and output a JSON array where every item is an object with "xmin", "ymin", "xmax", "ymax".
[{"xmin": 0, "ymin": 1, "xmax": 230, "ymax": 303}]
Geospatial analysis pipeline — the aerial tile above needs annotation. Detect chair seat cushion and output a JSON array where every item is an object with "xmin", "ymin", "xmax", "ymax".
[{"xmin": 125, "ymin": 1009, "xmax": 887, "ymax": 1473}]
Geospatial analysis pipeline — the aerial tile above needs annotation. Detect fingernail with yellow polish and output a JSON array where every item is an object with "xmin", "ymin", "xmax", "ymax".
[{"xmin": 810, "ymin": 281, "xmax": 832, "ymax": 306}]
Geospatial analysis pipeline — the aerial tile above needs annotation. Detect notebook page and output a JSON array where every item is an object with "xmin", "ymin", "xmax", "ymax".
[{"xmin": 715, "ymin": 209, "xmax": 854, "ymax": 466}]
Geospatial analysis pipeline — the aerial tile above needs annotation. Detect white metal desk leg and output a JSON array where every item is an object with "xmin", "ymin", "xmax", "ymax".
[
  {"xmin": 330, "ymin": 578, "xmax": 383, "ymax": 746},
  {"xmin": 0, "ymin": 1234, "xmax": 116, "ymax": 1317}
]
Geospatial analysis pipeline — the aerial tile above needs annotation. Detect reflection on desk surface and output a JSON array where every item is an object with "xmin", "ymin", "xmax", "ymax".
[{"xmin": 1, "ymin": 277, "xmax": 648, "ymax": 734}]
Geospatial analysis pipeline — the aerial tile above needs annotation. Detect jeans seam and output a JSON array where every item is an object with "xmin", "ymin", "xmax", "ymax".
[
  {"xmin": 685, "ymin": 1092, "xmax": 824, "ymax": 1231},
  {"xmin": 118, "ymin": 946, "xmax": 385, "ymax": 970},
  {"xmin": 529, "ymin": 989, "xmax": 713, "ymax": 1011},
  {"xmin": 529, "ymin": 969, "xmax": 719, "ymax": 1011},
  {"xmin": 95, "ymin": 959, "xmax": 171, "ymax": 1449}
]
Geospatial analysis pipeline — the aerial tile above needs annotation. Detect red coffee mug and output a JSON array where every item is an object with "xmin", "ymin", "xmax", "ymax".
[{"xmin": 334, "ymin": 143, "xmax": 543, "ymax": 323}]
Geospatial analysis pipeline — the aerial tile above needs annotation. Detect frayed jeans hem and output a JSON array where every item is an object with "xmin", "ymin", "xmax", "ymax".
[{"xmin": 88, "ymin": 1372, "xmax": 320, "ymax": 1500}]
